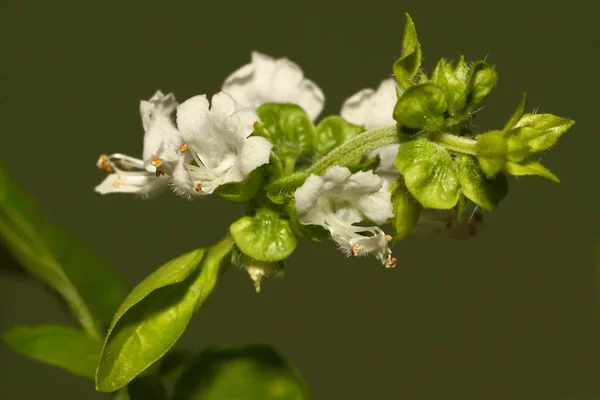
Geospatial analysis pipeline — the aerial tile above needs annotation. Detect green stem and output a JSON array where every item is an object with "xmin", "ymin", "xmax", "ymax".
[
  {"xmin": 267, "ymin": 126, "xmax": 478, "ymax": 192},
  {"xmin": 283, "ymin": 155, "xmax": 297, "ymax": 175},
  {"xmin": 432, "ymin": 132, "xmax": 477, "ymax": 155}
]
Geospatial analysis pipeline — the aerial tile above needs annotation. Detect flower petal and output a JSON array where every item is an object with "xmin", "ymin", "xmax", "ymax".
[
  {"xmin": 95, "ymin": 172, "xmax": 167, "ymax": 195},
  {"xmin": 340, "ymin": 78, "xmax": 398, "ymax": 130},
  {"xmin": 295, "ymin": 79, "xmax": 325, "ymax": 121},
  {"xmin": 340, "ymin": 88, "xmax": 375, "ymax": 126},
  {"xmin": 238, "ymin": 136, "xmax": 272, "ymax": 176},
  {"xmin": 294, "ymin": 174, "xmax": 325, "ymax": 217},
  {"xmin": 176, "ymin": 95, "xmax": 210, "ymax": 145},
  {"xmin": 211, "ymin": 91, "xmax": 237, "ymax": 116},
  {"xmin": 356, "ymin": 189, "xmax": 394, "ymax": 225}
]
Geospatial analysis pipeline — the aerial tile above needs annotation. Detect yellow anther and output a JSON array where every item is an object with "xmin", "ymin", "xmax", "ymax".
[
  {"xmin": 385, "ymin": 234, "xmax": 393, "ymax": 242},
  {"xmin": 350, "ymin": 243, "xmax": 360, "ymax": 256},
  {"xmin": 180, "ymin": 143, "xmax": 189, "ymax": 152},
  {"xmin": 96, "ymin": 154, "xmax": 113, "ymax": 172},
  {"xmin": 193, "ymin": 183, "xmax": 202, "ymax": 193},
  {"xmin": 151, "ymin": 158, "xmax": 162, "ymax": 167}
]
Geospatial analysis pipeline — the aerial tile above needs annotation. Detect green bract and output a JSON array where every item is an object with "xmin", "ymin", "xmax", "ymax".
[
  {"xmin": 456, "ymin": 155, "xmax": 508, "ymax": 210},
  {"xmin": 461, "ymin": 61, "xmax": 498, "ymax": 108},
  {"xmin": 216, "ymin": 168, "xmax": 264, "ymax": 203},
  {"xmin": 3, "ymin": 324, "xmax": 102, "ymax": 379},
  {"xmin": 505, "ymin": 160, "xmax": 559, "ymax": 183},
  {"xmin": 393, "ymin": 13, "xmax": 422, "ymax": 90},
  {"xmin": 390, "ymin": 179, "xmax": 422, "ymax": 241},
  {"xmin": 475, "ymin": 130, "xmax": 507, "ymax": 178},
  {"xmin": 254, "ymin": 103, "xmax": 315, "ymax": 171},
  {"xmin": 431, "ymin": 59, "xmax": 467, "ymax": 112},
  {"xmin": 394, "ymin": 83, "xmax": 448, "ymax": 130},
  {"xmin": 172, "ymin": 345, "xmax": 310, "ymax": 400},
  {"xmin": 230, "ymin": 208, "xmax": 297, "ymax": 262},
  {"xmin": 394, "ymin": 138, "xmax": 460, "ymax": 209},
  {"xmin": 510, "ymin": 113, "xmax": 574, "ymax": 153},
  {"xmin": 313, "ymin": 116, "xmax": 365, "ymax": 160}
]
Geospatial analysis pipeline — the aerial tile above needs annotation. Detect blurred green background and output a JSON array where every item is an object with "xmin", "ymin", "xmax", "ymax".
[{"xmin": 1, "ymin": 0, "xmax": 598, "ymax": 398}]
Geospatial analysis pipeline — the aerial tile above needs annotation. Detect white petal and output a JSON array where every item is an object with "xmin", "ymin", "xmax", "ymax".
[
  {"xmin": 322, "ymin": 166, "xmax": 352, "ymax": 192},
  {"xmin": 238, "ymin": 136, "xmax": 272, "ymax": 176},
  {"xmin": 211, "ymin": 91, "xmax": 237, "ymax": 116},
  {"xmin": 295, "ymin": 79, "xmax": 325, "ymax": 121},
  {"xmin": 270, "ymin": 59, "xmax": 304, "ymax": 101},
  {"xmin": 345, "ymin": 170, "xmax": 383, "ymax": 194},
  {"xmin": 94, "ymin": 172, "xmax": 167, "ymax": 195},
  {"xmin": 294, "ymin": 174, "xmax": 325, "ymax": 217},
  {"xmin": 340, "ymin": 88, "xmax": 375, "ymax": 126},
  {"xmin": 232, "ymin": 108, "xmax": 260, "ymax": 139},
  {"xmin": 356, "ymin": 189, "xmax": 393, "ymax": 225},
  {"xmin": 176, "ymin": 95, "xmax": 210, "ymax": 144}
]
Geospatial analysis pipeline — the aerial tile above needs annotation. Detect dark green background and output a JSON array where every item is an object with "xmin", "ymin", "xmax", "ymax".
[{"xmin": 1, "ymin": 0, "xmax": 598, "ymax": 398}]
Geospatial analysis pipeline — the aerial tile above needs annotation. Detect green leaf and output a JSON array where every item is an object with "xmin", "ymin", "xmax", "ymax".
[
  {"xmin": 230, "ymin": 208, "xmax": 297, "ymax": 262},
  {"xmin": 393, "ymin": 13, "xmax": 422, "ymax": 89},
  {"xmin": 475, "ymin": 130, "xmax": 507, "ymax": 178},
  {"xmin": 394, "ymin": 139, "xmax": 460, "ymax": 209},
  {"xmin": 96, "ymin": 237, "xmax": 234, "ymax": 392},
  {"xmin": 3, "ymin": 324, "xmax": 102, "ymax": 379},
  {"xmin": 0, "ymin": 163, "xmax": 127, "ymax": 339},
  {"xmin": 456, "ymin": 155, "xmax": 508, "ymax": 210},
  {"xmin": 390, "ymin": 179, "xmax": 422, "ymax": 241},
  {"xmin": 461, "ymin": 61, "xmax": 498, "ymax": 108},
  {"xmin": 511, "ymin": 113, "xmax": 575, "ymax": 153},
  {"xmin": 173, "ymin": 345, "xmax": 310, "ymax": 400},
  {"xmin": 313, "ymin": 116, "xmax": 365, "ymax": 159},
  {"xmin": 504, "ymin": 160, "xmax": 560, "ymax": 183},
  {"xmin": 255, "ymin": 103, "xmax": 315, "ymax": 161},
  {"xmin": 216, "ymin": 168, "xmax": 264, "ymax": 203},
  {"xmin": 393, "ymin": 83, "xmax": 448, "ymax": 130},
  {"xmin": 454, "ymin": 55, "xmax": 469, "ymax": 83},
  {"xmin": 503, "ymin": 92, "xmax": 528, "ymax": 130},
  {"xmin": 431, "ymin": 59, "xmax": 467, "ymax": 111}
]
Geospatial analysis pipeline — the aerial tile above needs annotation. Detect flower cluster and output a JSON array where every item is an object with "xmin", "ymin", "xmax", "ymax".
[{"xmin": 96, "ymin": 16, "xmax": 573, "ymax": 291}]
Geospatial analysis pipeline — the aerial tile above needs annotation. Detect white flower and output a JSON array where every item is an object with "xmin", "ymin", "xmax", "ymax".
[
  {"xmin": 95, "ymin": 91, "xmax": 183, "ymax": 196},
  {"xmin": 94, "ymin": 153, "xmax": 169, "ymax": 196},
  {"xmin": 173, "ymin": 92, "xmax": 273, "ymax": 195},
  {"xmin": 341, "ymin": 78, "xmax": 401, "ymax": 186},
  {"xmin": 222, "ymin": 51, "xmax": 325, "ymax": 121},
  {"xmin": 294, "ymin": 166, "xmax": 396, "ymax": 267}
]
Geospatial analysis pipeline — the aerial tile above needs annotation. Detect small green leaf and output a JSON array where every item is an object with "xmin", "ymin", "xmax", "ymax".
[
  {"xmin": 216, "ymin": 168, "xmax": 264, "ymax": 203},
  {"xmin": 475, "ymin": 130, "xmax": 507, "ymax": 178},
  {"xmin": 461, "ymin": 61, "xmax": 498, "ymax": 108},
  {"xmin": 255, "ymin": 103, "xmax": 315, "ymax": 160},
  {"xmin": 393, "ymin": 13, "xmax": 422, "ymax": 89},
  {"xmin": 0, "ymin": 163, "xmax": 127, "ymax": 339},
  {"xmin": 313, "ymin": 116, "xmax": 365, "ymax": 159},
  {"xmin": 173, "ymin": 345, "xmax": 310, "ymax": 400},
  {"xmin": 511, "ymin": 113, "xmax": 574, "ymax": 153},
  {"xmin": 393, "ymin": 83, "xmax": 448, "ymax": 130},
  {"xmin": 503, "ymin": 92, "xmax": 528, "ymax": 130},
  {"xmin": 431, "ymin": 59, "xmax": 467, "ymax": 111},
  {"xmin": 390, "ymin": 179, "xmax": 422, "ymax": 241},
  {"xmin": 504, "ymin": 160, "xmax": 560, "ymax": 183},
  {"xmin": 96, "ymin": 238, "xmax": 234, "ymax": 392},
  {"xmin": 456, "ymin": 155, "xmax": 508, "ymax": 210},
  {"xmin": 454, "ymin": 56, "xmax": 469, "ymax": 82},
  {"xmin": 394, "ymin": 139, "xmax": 460, "ymax": 209},
  {"xmin": 3, "ymin": 324, "xmax": 102, "ymax": 379},
  {"xmin": 230, "ymin": 209, "xmax": 297, "ymax": 262}
]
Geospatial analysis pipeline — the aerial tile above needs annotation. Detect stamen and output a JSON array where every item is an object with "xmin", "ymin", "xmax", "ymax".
[
  {"xmin": 96, "ymin": 154, "xmax": 113, "ymax": 172},
  {"xmin": 151, "ymin": 158, "xmax": 162, "ymax": 167},
  {"xmin": 253, "ymin": 120, "xmax": 259, "ymax": 128},
  {"xmin": 350, "ymin": 243, "xmax": 360, "ymax": 256},
  {"xmin": 385, "ymin": 234, "xmax": 393, "ymax": 242},
  {"xmin": 180, "ymin": 143, "xmax": 189, "ymax": 152},
  {"xmin": 385, "ymin": 257, "xmax": 397, "ymax": 268},
  {"xmin": 193, "ymin": 182, "xmax": 202, "ymax": 193}
]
